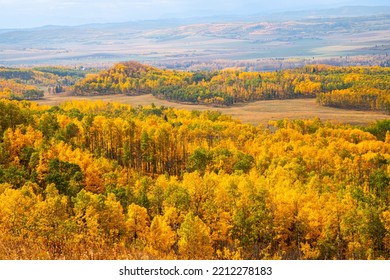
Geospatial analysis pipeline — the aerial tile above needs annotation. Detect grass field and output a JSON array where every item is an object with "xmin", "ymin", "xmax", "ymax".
[{"xmin": 35, "ymin": 93, "xmax": 390, "ymax": 126}]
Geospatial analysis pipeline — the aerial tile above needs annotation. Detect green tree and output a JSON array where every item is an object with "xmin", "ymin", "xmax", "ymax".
[{"xmin": 177, "ymin": 212, "xmax": 214, "ymax": 259}]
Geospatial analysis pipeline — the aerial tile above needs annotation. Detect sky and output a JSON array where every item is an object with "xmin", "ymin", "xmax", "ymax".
[{"xmin": 0, "ymin": 0, "xmax": 389, "ymax": 29}]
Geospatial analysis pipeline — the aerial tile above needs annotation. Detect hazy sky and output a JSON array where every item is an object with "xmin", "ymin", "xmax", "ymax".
[{"xmin": 0, "ymin": 0, "xmax": 389, "ymax": 28}]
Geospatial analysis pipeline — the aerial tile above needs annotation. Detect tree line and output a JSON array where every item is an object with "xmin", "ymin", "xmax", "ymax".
[
  {"xmin": 73, "ymin": 62, "xmax": 390, "ymax": 111},
  {"xmin": 0, "ymin": 66, "xmax": 92, "ymax": 100},
  {"xmin": 2, "ymin": 62, "xmax": 389, "ymax": 112}
]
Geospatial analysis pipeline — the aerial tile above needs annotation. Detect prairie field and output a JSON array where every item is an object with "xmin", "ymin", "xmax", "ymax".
[{"xmin": 35, "ymin": 93, "xmax": 390, "ymax": 126}]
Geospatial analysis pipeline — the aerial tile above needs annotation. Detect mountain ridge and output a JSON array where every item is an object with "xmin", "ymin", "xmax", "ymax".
[{"xmin": 0, "ymin": 6, "xmax": 389, "ymax": 68}]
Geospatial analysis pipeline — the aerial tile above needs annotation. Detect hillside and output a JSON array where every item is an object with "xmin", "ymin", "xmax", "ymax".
[
  {"xmin": 74, "ymin": 61, "xmax": 390, "ymax": 112},
  {"xmin": 0, "ymin": 6, "xmax": 389, "ymax": 68},
  {"xmin": 1, "ymin": 99, "xmax": 390, "ymax": 259},
  {"xmin": 0, "ymin": 66, "xmax": 93, "ymax": 100}
]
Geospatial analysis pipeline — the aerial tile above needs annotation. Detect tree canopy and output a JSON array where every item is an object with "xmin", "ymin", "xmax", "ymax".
[{"xmin": 0, "ymin": 99, "xmax": 390, "ymax": 260}]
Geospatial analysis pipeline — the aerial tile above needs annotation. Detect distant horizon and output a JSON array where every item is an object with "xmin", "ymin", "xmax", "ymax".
[{"xmin": 1, "ymin": 0, "xmax": 389, "ymax": 29}]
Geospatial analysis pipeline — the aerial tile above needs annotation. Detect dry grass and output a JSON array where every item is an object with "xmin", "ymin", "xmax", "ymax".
[{"xmin": 35, "ymin": 94, "xmax": 390, "ymax": 126}]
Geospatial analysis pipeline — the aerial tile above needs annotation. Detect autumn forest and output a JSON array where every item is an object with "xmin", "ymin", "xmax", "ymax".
[{"xmin": 0, "ymin": 61, "xmax": 390, "ymax": 260}]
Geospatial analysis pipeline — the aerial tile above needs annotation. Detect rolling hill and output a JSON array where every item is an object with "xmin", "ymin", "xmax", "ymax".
[{"xmin": 0, "ymin": 6, "xmax": 389, "ymax": 69}]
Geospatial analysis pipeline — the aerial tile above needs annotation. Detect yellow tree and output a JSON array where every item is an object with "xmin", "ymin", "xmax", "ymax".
[
  {"xmin": 126, "ymin": 203, "xmax": 150, "ymax": 245},
  {"xmin": 0, "ymin": 184, "xmax": 38, "ymax": 258},
  {"xmin": 146, "ymin": 215, "xmax": 177, "ymax": 258},
  {"xmin": 177, "ymin": 212, "xmax": 214, "ymax": 259},
  {"xmin": 28, "ymin": 184, "xmax": 71, "ymax": 258}
]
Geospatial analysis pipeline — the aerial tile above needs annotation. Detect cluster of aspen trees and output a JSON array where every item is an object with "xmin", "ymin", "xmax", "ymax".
[
  {"xmin": 2, "ymin": 62, "xmax": 389, "ymax": 112},
  {"xmin": 74, "ymin": 62, "xmax": 390, "ymax": 111},
  {"xmin": 0, "ymin": 66, "xmax": 87, "ymax": 100},
  {"xmin": 0, "ymin": 99, "xmax": 390, "ymax": 259}
]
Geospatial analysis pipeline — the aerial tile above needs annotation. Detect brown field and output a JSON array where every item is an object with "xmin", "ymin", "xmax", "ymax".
[{"xmin": 34, "ymin": 93, "xmax": 390, "ymax": 126}]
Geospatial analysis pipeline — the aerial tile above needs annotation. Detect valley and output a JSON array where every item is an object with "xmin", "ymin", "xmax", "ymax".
[
  {"xmin": 1, "ymin": 7, "xmax": 389, "ymax": 70},
  {"xmin": 35, "ymin": 93, "xmax": 390, "ymax": 126}
]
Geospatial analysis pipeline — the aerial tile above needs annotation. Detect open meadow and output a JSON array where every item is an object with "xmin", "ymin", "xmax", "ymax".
[{"xmin": 35, "ymin": 93, "xmax": 390, "ymax": 126}]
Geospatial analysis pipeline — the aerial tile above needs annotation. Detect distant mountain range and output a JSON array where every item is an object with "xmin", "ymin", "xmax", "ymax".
[{"xmin": 0, "ymin": 6, "xmax": 389, "ymax": 68}]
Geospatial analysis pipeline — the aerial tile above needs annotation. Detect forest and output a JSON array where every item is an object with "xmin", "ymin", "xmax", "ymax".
[
  {"xmin": 1, "ymin": 99, "xmax": 390, "ymax": 260},
  {"xmin": 73, "ymin": 62, "xmax": 390, "ymax": 111},
  {"xmin": 0, "ymin": 66, "xmax": 89, "ymax": 100},
  {"xmin": 1, "ymin": 62, "xmax": 389, "ymax": 113}
]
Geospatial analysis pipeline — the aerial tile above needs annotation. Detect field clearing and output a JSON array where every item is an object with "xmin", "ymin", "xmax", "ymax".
[{"xmin": 35, "ymin": 94, "xmax": 390, "ymax": 126}]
